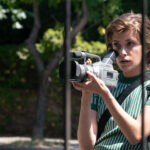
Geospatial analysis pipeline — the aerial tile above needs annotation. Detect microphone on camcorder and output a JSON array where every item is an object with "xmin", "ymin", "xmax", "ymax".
[{"xmin": 102, "ymin": 49, "xmax": 118, "ymax": 64}]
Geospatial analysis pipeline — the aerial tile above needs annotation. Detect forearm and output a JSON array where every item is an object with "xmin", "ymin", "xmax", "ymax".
[
  {"xmin": 77, "ymin": 92, "xmax": 97, "ymax": 150},
  {"xmin": 102, "ymin": 91, "xmax": 142, "ymax": 144}
]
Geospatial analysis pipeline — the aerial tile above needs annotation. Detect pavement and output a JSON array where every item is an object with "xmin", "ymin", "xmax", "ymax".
[
  {"xmin": 0, "ymin": 137, "xmax": 80, "ymax": 150},
  {"xmin": 1, "ymin": 137, "xmax": 149, "ymax": 150}
]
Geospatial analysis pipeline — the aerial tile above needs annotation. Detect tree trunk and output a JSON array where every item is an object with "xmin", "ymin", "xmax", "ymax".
[
  {"xmin": 32, "ymin": 73, "xmax": 49, "ymax": 138},
  {"xmin": 25, "ymin": 0, "xmax": 89, "ymax": 138}
]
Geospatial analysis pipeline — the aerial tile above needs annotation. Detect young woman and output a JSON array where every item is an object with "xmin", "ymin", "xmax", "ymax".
[{"xmin": 72, "ymin": 12, "xmax": 150, "ymax": 150}]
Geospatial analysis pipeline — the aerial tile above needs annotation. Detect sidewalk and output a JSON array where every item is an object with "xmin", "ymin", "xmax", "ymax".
[
  {"xmin": 1, "ymin": 137, "xmax": 149, "ymax": 150},
  {"xmin": 0, "ymin": 137, "xmax": 80, "ymax": 150}
]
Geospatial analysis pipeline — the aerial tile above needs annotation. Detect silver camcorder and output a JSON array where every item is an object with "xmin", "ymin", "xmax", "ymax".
[{"xmin": 59, "ymin": 49, "xmax": 119, "ymax": 89}]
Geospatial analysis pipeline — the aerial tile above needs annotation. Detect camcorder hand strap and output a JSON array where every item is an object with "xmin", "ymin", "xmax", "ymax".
[{"xmin": 97, "ymin": 71, "xmax": 150, "ymax": 141}]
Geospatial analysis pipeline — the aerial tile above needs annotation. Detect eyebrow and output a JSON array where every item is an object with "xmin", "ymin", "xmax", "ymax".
[
  {"xmin": 112, "ymin": 40, "xmax": 119, "ymax": 43},
  {"xmin": 112, "ymin": 38, "xmax": 136, "ymax": 42}
]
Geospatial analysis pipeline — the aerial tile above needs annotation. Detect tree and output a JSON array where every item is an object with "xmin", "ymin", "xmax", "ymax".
[
  {"xmin": 25, "ymin": 0, "xmax": 89, "ymax": 138},
  {"xmin": 1, "ymin": 0, "xmax": 122, "ymax": 138}
]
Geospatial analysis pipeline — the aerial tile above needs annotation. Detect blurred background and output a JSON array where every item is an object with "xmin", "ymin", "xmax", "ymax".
[{"xmin": 0, "ymin": 0, "xmax": 149, "ymax": 142}]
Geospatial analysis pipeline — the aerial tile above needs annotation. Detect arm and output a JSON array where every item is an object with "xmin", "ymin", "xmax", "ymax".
[
  {"xmin": 77, "ymin": 92, "xmax": 97, "ymax": 150},
  {"xmin": 102, "ymin": 91, "xmax": 150, "ymax": 145},
  {"xmin": 82, "ymin": 71, "xmax": 150, "ymax": 145},
  {"xmin": 72, "ymin": 82, "xmax": 98, "ymax": 150}
]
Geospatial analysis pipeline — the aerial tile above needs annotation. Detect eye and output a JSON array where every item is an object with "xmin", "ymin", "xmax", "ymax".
[
  {"xmin": 112, "ymin": 42, "xmax": 121, "ymax": 50},
  {"xmin": 113, "ymin": 42, "xmax": 119, "ymax": 47},
  {"xmin": 127, "ymin": 41, "xmax": 134, "ymax": 47}
]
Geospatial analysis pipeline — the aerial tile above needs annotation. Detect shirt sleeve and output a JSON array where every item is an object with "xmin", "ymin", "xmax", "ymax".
[{"xmin": 145, "ymin": 96, "xmax": 150, "ymax": 105}]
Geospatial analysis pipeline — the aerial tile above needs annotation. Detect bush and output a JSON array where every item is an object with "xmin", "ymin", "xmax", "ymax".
[{"xmin": 0, "ymin": 45, "xmax": 38, "ymax": 89}]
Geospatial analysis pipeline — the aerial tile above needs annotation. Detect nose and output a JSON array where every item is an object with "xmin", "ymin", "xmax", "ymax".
[{"xmin": 119, "ymin": 46, "xmax": 127, "ymax": 57}]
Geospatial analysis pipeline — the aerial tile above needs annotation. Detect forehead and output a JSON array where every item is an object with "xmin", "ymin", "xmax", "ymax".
[{"xmin": 112, "ymin": 30, "xmax": 140, "ymax": 42}]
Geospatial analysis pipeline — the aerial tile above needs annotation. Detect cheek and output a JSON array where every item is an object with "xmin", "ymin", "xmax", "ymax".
[
  {"xmin": 134, "ymin": 49, "xmax": 142, "ymax": 61},
  {"xmin": 116, "ymin": 58, "xmax": 120, "ymax": 66},
  {"xmin": 135, "ymin": 46, "xmax": 142, "ymax": 57}
]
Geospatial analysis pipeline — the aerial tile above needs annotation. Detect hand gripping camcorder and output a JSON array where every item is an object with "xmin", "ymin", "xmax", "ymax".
[{"xmin": 59, "ymin": 49, "xmax": 119, "ymax": 89}]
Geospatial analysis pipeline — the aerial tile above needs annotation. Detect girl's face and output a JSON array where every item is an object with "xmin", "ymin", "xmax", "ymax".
[{"xmin": 112, "ymin": 30, "xmax": 142, "ymax": 77}]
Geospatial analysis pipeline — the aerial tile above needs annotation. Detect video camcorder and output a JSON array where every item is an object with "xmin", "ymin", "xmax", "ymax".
[{"xmin": 59, "ymin": 49, "xmax": 119, "ymax": 89}]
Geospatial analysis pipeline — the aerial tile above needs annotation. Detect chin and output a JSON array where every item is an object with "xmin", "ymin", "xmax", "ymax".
[{"xmin": 122, "ymin": 68, "xmax": 140, "ymax": 77}]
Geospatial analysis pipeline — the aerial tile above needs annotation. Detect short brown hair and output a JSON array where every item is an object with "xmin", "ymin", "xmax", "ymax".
[{"xmin": 105, "ymin": 12, "xmax": 150, "ymax": 68}]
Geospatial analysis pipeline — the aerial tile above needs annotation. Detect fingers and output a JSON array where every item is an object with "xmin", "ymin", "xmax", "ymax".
[
  {"xmin": 86, "ymin": 59, "xmax": 92, "ymax": 64},
  {"xmin": 72, "ymin": 81, "xmax": 83, "ymax": 91},
  {"xmin": 86, "ymin": 71, "xmax": 97, "ymax": 81},
  {"xmin": 86, "ymin": 71, "xmax": 106, "ymax": 89},
  {"xmin": 72, "ymin": 80, "xmax": 92, "ymax": 91}
]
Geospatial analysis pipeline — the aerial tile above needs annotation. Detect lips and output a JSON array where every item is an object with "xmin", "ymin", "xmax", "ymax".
[{"xmin": 119, "ymin": 60, "xmax": 130, "ymax": 64}]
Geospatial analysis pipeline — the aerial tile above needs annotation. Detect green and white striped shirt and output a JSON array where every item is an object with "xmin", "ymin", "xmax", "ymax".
[{"xmin": 91, "ymin": 71, "xmax": 150, "ymax": 150}]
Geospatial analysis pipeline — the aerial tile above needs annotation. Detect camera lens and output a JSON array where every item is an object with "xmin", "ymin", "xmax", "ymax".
[{"xmin": 59, "ymin": 61, "xmax": 78, "ymax": 80}]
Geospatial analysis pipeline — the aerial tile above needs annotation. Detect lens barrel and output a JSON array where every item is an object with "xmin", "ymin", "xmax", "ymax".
[{"xmin": 59, "ymin": 60, "xmax": 89, "ymax": 82}]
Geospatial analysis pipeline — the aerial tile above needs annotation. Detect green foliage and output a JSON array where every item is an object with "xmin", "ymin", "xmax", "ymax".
[
  {"xmin": 19, "ymin": 0, "xmax": 33, "ymax": 4},
  {"xmin": 101, "ymin": 0, "xmax": 123, "ymax": 26},
  {"xmin": 0, "ymin": 86, "xmax": 20, "ymax": 134},
  {"xmin": 36, "ymin": 28, "xmax": 63, "ymax": 65},
  {"xmin": 38, "ymin": 28, "xmax": 63, "ymax": 52},
  {"xmin": 16, "ymin": 47, "xmax": 31, "ymax": 60},
  {"xmin": 48, "ymin": 0, "xmax": 62, "ymax": 8},
  {"xmin": 38, "ymin": 27, "xmax": 106, "ymax": 57},
  {"xmin": 0, "ymin": 25, "xmax": 107, "ymax": 90},
  {"xmin": 19, "ymin": 0, "xmax": 63, "ymax": 7},
  {"xmin": 11, "ymin": 9, "xmax": 27, "ymax": 29},
  {"xmin": 72, "ymin": 33, "xmax": 106, "ymax": 57},
  {"xmin": 1, "ymin": 0, "xmax": 144, "ymax": 138},
  {"xmin": 0, "ymin": 87, "xmax": 20, "ymax": 112},
  {"xmin": 0, "ymin": 5, "xmax": 8, "ymax": 19},
  {"xmin": 72, "ymin": 0, "xmax": 122, "ymax": 42},
  {"xmin": 0, "ymin": 45, "xmax": 37, "ymax": 89},
  {"xmin": 121, "ymin": 0, "xmax": 150, "ymax": 15},
  {"xmin": 1, "ymin": 0, "xmax": 18, "ymax": 7},
  {"xmin": 84, "ymin": 0, "xmax": 122, "ymax": 26},
  {"xmin": 0, "ymin": 1, "xmax": 27, "ymax": 29}
]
